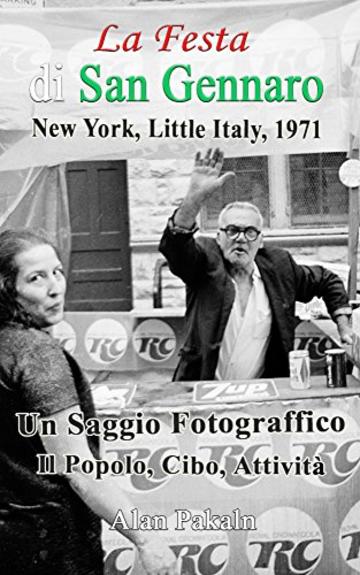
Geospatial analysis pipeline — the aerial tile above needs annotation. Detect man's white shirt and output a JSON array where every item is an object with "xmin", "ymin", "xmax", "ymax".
[{"xmin": 215, "ymin": 264, "xmax": 272, "ymax": 380}]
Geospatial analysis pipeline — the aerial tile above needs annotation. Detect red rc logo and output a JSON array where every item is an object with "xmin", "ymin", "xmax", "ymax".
[
  {"xmin": 290, "ymin": 409, "xmax": 360, "ymax": 487},
  {"xmin": 85, "ymin": 319, "xmax": 128, "ymax": 364},
  {"xmin": 195, "ymin": 422, "xmax": 273, "ymax": 489},
  {"xmin": 103, "ymin": 511, "xmax": 229, "ymax": 575},
  {"xmin": 52, "ymin": 320, "xmax": 77, "ymax": 354},
  {"xmin": 167, "ymin": 511, "xmax": 229, "ymax": 575},
  {"xmin": 103, "ymin": 422, "xmax": 180, "ymax": 493},
  {"xmin": 339, "ymin": 501, "xmax": 360, "ymax": 573},
  {"xmin": 247, "ymin": 507, "xmax": 323, "ymax": 575},
  {"xmin": 132, "ymin": 319, "xmax": 176, "ymax": 363}
]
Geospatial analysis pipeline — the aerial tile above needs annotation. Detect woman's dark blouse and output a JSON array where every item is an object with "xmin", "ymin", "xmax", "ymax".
[{"xmin": 0, "ymin": 323, "xmax": 104, "ymax": 575}]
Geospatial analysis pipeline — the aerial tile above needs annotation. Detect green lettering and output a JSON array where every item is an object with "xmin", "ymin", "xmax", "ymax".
[
  {"xmin": 285, "ymin": 76, "xmax": 302, "ymax": 101},
  {"xmin": 80, "ymin": 64, "xmax": 102, "ymax": 103},
  {"xmin": 163, "ymin": 64, "xmax": 193, "ymax": 103},
  {"xmin": 106, "ymin": 76, "xmax": 126, "ymax": 102},
  {"xmin": 127, "ymin": 76, "xmax": 148, "ymax": 101},
  {"xmin": 241, "ymin": 76, "xmax": 262, "ymax": 102},
  {"xmin": 105, "ymin": 76, "xmax": 148, "ymax": 102},
  {"xmin": 196, "ymin": 76, "xmax": 215, "ymax": 103},
  {"xmin": 218, "ymin": 76, "xmax": 238, "ymax": 102},
  {"xmin": 264, "ymin": 76, "xmax": 284, "ymax": 102},
  {"xmin": 302, "ymin": 76, "xmax": 323, "ymax": 102}
]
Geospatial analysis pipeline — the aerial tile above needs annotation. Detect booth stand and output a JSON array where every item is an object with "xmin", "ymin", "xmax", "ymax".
[{"xmin": 96, "ymin": 376, "xmax": 360, "ymax": 575}]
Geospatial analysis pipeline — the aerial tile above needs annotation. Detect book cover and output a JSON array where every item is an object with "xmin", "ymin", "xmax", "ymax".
[{"xmin": 0, "ymin": 1, "xmax": 360, "ymax": 574}]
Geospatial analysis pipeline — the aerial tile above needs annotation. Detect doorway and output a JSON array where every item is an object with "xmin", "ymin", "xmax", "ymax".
[{"xmin": 65, "ymin": 160, "xmax": 133, "ymax": 311}]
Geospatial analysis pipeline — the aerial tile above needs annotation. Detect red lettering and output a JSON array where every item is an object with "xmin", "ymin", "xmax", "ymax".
[
  {"xmin": 229, "ymin": 31, "xmax": 250, "ymax": 52},
  {"xmin": 122, "ymin": 32, "xmax": 142, "ymax": 52},
  {"xmin": 155, "ymin": 24, "xmax": 185, "ymax": 52},
  {"xmin": 155, "ymin": 24, "xmax": 250, "ymax": 53},
  {"xmin": 94, "ymin": 24, "xmax": 120, "ymax": 52},
  {"xmin": 94, "ymin": 25, "xmax": 142, "ymax": 52},
  {"xmin": 199, "ymin": 31, "xmax": 215, "ymax": 53},
  {"xmin": 215, "ymin": 28, "xmax": 229, "ymax": 51},
  {"xmin": 182, "ymin": 31, "xmax": 198, "ymax": 52}
]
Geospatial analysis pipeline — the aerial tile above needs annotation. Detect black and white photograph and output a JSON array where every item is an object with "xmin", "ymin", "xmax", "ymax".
[{"xmin": 0, "ymin": 0, "xmax": 360, "ymax": 573}]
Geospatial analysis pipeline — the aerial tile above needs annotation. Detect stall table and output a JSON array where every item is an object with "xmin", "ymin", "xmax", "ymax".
[{"xmin": 95, "ymin": 375, "xmax": 360, "ymax": 575}]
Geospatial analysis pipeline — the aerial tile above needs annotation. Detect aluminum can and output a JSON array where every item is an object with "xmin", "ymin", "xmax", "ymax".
[
  {"xmin": 325, "ymin": 349, "xmax": 347, "ymax": 388},
  {"xmin": 289, "ymin": 350, "xmax": 311, "ymax": 389}
]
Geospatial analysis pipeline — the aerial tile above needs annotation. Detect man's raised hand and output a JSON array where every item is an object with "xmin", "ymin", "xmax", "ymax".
[
  {"xmin": 188, "ymin": 148, "xmax": 235, "ymax": 203},
  {"xmin": 174, "ymin": 148, "xmax": 235, "ymax": 228}
]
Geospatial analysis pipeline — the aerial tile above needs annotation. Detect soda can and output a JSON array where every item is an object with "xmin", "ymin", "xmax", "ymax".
[
  {"xmin": 289, "ymin": 350, "xmax": 311, "ymax": 389},
  {"xmin": 325, "ymin": 349, "xmax": 347, "ymax": 388}
]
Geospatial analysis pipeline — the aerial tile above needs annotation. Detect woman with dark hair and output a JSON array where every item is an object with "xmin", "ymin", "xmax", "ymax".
[{"xmin": 0, "ymin": 229, "xmax": 178, "ymax": 575}]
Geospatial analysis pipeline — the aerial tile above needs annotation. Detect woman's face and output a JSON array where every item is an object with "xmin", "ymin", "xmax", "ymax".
[{"xmin": 15, "ymin": 244, "xmax": 66, "ymax": 328}]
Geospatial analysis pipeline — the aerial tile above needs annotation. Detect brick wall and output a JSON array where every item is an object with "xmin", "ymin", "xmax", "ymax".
[{"xmin": 129, "ymin": 157, "xmax": 191, "ymax": 307}]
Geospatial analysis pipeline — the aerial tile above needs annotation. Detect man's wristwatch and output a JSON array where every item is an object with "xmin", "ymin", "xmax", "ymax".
[{"xmin": 168, "ymin": 212, "xmax": 198, "ymax": 235}]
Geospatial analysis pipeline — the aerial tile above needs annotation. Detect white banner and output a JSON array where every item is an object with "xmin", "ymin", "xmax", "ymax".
[
  {"xmin": 0, "ymin": 0, "xmax": 359, "ymax": 168},
  {"xmin": 0, "ymin": 0, "xmax": 43, "ymax": 7}
]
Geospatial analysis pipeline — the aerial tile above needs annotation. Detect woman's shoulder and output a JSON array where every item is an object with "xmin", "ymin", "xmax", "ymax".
[
  {"xmin": 0, "ymin": 323, "xmax": 76, "ymax": 392},
  {"xmin": 0, "ymin": 323, "xmax": 81, "ymax": 413},
  {"xmin": 0, "ymin": 323, "xmax": 61, "ymax": 355}
]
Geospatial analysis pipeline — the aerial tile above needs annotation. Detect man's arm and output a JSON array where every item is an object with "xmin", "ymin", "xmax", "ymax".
[
  {"xmin": 333, "ymin": 313, "xmax": 352, "ymax": 345},
  {"xmin": 290, "ymin": 255, "xmax": 352, "ymax": 344},
  {"xmin": 159, "ymin": 148, "xmax": 235, "ymax": 284}
]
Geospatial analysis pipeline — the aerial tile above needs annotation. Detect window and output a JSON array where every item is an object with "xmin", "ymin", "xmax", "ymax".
[
  {"xmin": 289, "ymin": 153, "xmax": 348, "ymax": 226},
  {"xmin": 200, "ymin": 156, "xmax": 269, "ymax": 231}
]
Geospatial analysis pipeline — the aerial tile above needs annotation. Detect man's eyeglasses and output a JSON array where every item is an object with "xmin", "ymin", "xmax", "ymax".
[{"xmin": 219, "ymin": 225, "xmax": 261, "ymax": 242}]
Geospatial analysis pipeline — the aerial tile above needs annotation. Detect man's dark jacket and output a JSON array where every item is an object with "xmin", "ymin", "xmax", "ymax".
[{"xmin": 159, "ymin": 225, "xmax": 350, "ymax": 381}]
